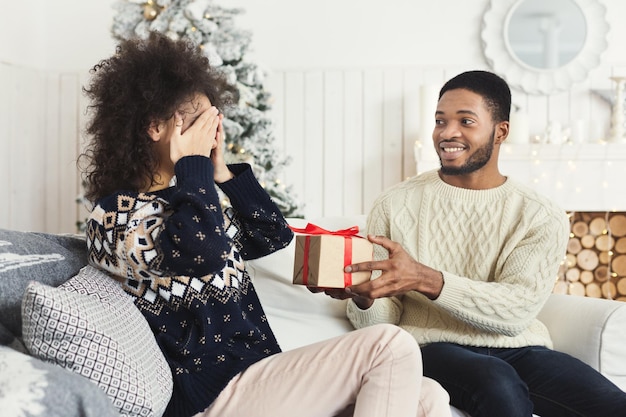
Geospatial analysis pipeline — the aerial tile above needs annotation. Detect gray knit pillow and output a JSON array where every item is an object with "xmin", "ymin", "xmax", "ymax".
[
  {"xmin": 0, "ymin": 229, "xmax": 88, "ymax": 337},
  {"xmin": 22, "ymin": 266, "xmax": 173, "ymax": 417},
  {"xmin": 0, "ymin": 345, "xmax": 119, "ymax": 417}
]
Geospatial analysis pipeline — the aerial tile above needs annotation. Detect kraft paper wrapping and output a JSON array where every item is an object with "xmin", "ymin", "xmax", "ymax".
[{"xmin": 292, "ymin": 234, "xmax": 373, "ymax": 288}]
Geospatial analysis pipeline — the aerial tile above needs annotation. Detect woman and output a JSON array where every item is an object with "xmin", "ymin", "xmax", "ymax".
[{"xmin": 80, "ymin": 31, "xmax": 450, "ymax": 417}]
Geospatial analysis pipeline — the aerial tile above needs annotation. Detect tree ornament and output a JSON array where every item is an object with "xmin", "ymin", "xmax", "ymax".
[{"xmin": 143, "ymin": 1, "xmax": 162, "ymax": 21}]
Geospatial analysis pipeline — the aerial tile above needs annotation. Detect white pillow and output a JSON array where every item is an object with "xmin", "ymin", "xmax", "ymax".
[{"xmin": 21, "ymin": 266, "xmax": 173, "ymax": 417}]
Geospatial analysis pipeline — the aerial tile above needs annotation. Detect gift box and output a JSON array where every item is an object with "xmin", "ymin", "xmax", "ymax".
[{"xmin": 291, "ymin": 224, "xmax": 373, "ymax": 288}]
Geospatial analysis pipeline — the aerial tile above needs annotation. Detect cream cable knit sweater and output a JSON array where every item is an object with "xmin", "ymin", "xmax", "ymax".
[{"xmin": 347, "ymin": 169, "xmax": 570, "ymax": 348}]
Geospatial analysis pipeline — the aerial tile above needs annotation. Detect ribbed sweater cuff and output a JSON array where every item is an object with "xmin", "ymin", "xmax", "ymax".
[
  {"xmin": 174, "ymin": 155, "xmax": 214, "ymax": 186},
  {"xmin": 346, "ymin": 298, "xmax": 391, "ymax": 327},
  {"xmin": 218, "ymin": 163, "xmax": 270, "ymax": 207},
  {"xmin": 433, "ymin": 272, "xmax": 468, "ymax": 311}
]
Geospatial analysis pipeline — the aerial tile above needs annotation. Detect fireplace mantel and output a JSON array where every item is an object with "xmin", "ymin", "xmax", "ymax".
[{"xmin": 414, "ymin": 143, "xmax": 626, "ymax": 211}]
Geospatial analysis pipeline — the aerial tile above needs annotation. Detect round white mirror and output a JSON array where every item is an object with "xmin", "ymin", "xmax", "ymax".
[
  {"xmin": 482, "ymin": 0, "xmax": 609, "ymax": 95},
  {"xmin": 507, "ymin": 0, "xmax": 586, "ymax": 69}
]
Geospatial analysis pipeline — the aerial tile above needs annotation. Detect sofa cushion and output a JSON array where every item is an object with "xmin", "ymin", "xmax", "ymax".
[
  {"xmin": 21, "ymin": 265, "xmax": 173, "ymax": 417},
  {"xmin": 0, "ymin": 229, "xmax": 88, "ymax": 337},
  {"xmin": 537, "ymin": 293, "xmax": 626, "ymax": 391},
  {"xmin": 0, "ymin": 345, "xmax": 119, "ymax": 417}
]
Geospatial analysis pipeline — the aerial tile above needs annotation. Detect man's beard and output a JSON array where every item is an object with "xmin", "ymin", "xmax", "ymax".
[{"xmin": 440, "ymin": 129, "xmax": 495, "ymax": 176}]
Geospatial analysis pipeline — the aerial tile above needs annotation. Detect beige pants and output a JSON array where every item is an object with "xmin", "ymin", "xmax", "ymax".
[{"xmin": 197, "ymin": 324, "xmax": 451, "ymax": 417}]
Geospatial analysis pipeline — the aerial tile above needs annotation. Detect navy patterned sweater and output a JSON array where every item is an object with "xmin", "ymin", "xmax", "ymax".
[{"xmin": 86, "ymin": 156, "xmax": 294, "ymax": 417}]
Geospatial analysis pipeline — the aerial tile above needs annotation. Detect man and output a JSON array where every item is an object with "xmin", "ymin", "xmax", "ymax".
[{"xmin": 324, "ymin": 70, "xmax": 626, "ymax": 417}]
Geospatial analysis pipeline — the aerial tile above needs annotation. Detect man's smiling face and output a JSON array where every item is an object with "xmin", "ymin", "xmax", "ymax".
[{"xmin": 433, "ymin": 88, "xmax": 498, "ymax": 176}]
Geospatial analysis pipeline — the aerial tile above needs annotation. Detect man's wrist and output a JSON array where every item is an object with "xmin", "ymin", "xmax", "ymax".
[
  {"xmin": 425, "ymin": 270, "xmax": 444, "ymax": 300},
  {"xmin": 353, "ymin": 296, "xmax": 374, "ymax": 310}
]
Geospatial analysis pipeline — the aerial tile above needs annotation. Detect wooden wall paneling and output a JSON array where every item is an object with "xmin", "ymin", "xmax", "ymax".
[
  {"xmin": 76, "ymin": 72, "xmax": 91, "ymax": 229},
  {"xmin": 419, "ymin": 68, "xmax": 446, "ymax": 163},
  {"xmin": 57, "ymin": 74, "xmax": 80, "ymax": 233},
  {"xmin": 264, "ymin": 71, "xmax": 286, "ymax": 153},
  {"xmin": 381, "ymin": 69, "xmax": 404, "ymax": 191},
  {"xmin": 262, "ymin": 71, "xmax": 306, "ymax": 215},
  {"xmin": 322, "ymin": 70, "xmax": 345, "ymax": 217},
  {"xmin": 44, "ymin": 74, "xmax": 61, "ymax": 233},
  {"xmin": 0, "ymin": 64, "xmax": 11, "ymax": 229},
  {"xmin": 7, "ymin": 66, "xmax": 43, "ymax": 231},
  {"xmin": 32, "ymin": 70, "xmax": 47, "ymax": 231},
  {"xmin": 6, "ymin": 65, "xmax": 18, "ymax": 229},
  {"xmin": 282, "ymin": 72, "xmax": 306, "ymax": 215},
  {"xmin": 342, "ymin": 70, "xmax": 365, "ymax": 216},
  {"xmin": 361, "ymin": 70, "xmax": 385, "ymax": 215},
  {"xmin": 422, "ymin": 68, "xmax": 446, "ymax": 93},
  {"xmin": 302, "ymin": 71, "xmax": 324, "ymax": 218},
  {"xmin": 16, "ymin": 67, "xmax": 46, "ymax": 231},
  {"xmin": 401, "ymin": 68, "xmax": 422, "ymax": 180}
]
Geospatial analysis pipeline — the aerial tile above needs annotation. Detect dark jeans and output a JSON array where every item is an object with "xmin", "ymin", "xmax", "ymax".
[{"xmin": 421, "ymin": 343, "xmax": 626, "ymax": 417}]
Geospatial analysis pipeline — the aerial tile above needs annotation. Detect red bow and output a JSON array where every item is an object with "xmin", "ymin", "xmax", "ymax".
[{"xmin": 289, "ymin": 223, "xmax": 360, "ymax": 237}]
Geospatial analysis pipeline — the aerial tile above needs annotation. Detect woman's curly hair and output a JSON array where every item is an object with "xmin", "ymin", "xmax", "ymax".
[{"xmin": 79, "ymin": 31, "xmax": 238, "ymax": 203}]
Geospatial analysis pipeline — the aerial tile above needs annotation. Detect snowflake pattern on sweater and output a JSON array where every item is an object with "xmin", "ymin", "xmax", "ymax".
[
  {"xmin": 88, "ymin": 194, "xmax": 248, "ymax": 314},
  {"xmin": 86, "ymin": 157, "xmax": 293, "ymax": 417}
]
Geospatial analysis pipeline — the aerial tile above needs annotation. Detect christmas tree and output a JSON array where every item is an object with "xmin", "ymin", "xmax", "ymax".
[{"xmin": 110, "ymin": 0, "xmax": 303, "ymax": 217}]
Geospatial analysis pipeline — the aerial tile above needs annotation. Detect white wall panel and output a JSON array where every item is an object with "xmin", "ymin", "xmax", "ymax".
[
  {"xmin": 43, "ymin": 74, "xmax": 62, "ymax": 233},
  {"xmin": 265, "ymin": 71, "xmax": 285, "ymax": 152},
  {"xmin": 402, "ymin": 69, "xmax": 422, "ymax": 180},
  {"xmin": 57, "ymin": 74, "xmax": 81, "ymax": 234},
  {"xmin": 77, "ymin": 72, "xmax": 92, "ymax": 227},
  {"xmin": 0, "ymin": 64, "xmax": 45, "ymax": 232},
  {"xmin": 302, "ymin": 71, "xmax": 324, "ymax": 218},
  {"xmin": 1, "ymin": 64, "xmax": 621, "ymax": 233},
  {"xmin": 342, "ymin": 70, "xmax": 365, "ymax": 216},
  {"xmin": 0, "ymin": 64, "xmax": 11, "ymax": 229},
  {"xmin": 322, "ymin": 71, "xmax": 345, "ymax": 217},
  {"xmin": 382, "ymin": 70, "xmax": 404, "ymax": 189},
  {"xmin": 282, "ymin": 71, "xmax": 306, "ymax": 212},
  {"xmin": 361, "ymin": 70, "xmax": 385, "ymax": 214}
]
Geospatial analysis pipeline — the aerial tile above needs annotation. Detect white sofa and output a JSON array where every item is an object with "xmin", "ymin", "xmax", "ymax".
[
  {"xmin": 248, "ymin": 215, "xmax": 626, "ymax": 417},
  {"xmin": 1, "ymin": 215, "xmax": 625, "ymax": 417}
]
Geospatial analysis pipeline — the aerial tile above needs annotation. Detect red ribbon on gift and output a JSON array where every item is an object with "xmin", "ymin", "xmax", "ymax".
[{"xmin": 289, "ymin": 223, "xmax": 362, "ymax": 286}]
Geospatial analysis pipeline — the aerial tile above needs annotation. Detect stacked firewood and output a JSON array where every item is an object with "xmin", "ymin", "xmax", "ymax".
[{"xmin": 554, "ymin": 212, "xmax": 626, "ymax": 302}]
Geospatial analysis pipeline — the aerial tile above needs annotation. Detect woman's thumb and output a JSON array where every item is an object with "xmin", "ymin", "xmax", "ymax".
[{"xmin": 174, "ymin": 113, "xmax": 183, "ymax": 130}]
